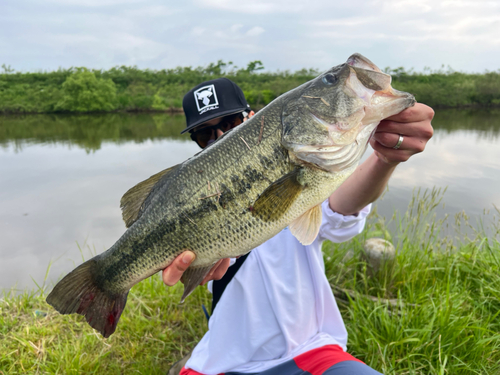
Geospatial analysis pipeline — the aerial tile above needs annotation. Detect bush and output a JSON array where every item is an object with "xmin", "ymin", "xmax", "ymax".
[{"xmin": 55, "ymin": 68, "xmax": 117, "ymax": 112}]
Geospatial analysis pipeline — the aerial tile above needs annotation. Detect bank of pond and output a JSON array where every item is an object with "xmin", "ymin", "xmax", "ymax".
[{"xmin": 1, "ymin": 61, "xmax": 500, "ymax": 114}]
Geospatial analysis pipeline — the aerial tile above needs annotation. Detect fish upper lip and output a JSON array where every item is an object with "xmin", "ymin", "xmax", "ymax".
[{"xmin": 347, "ymin": 53, "xmax": 382, "ymax": 72}]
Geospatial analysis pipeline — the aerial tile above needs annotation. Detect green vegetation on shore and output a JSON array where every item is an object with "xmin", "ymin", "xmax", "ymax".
[
  {"xmin": 2, "ymin": 189, "xmax": 500, "ymax": 374},
  {"xmin": 1, "ymin": 61, "xmax": 500, "ymax": 114}
]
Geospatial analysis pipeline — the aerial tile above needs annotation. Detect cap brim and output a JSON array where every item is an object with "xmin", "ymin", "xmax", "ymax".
[{"xmin": 181, "ymin": 107, "xmax": 248, "ymax": 134}]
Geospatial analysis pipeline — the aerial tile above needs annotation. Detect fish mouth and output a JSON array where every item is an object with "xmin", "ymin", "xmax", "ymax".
[
  {"xmin": 291, "ymin": 54, "xmax": 415, "ymax": 172},
  {"xmin": 346, "ymin": 55, "xmax": 415, "ymax": 126}
]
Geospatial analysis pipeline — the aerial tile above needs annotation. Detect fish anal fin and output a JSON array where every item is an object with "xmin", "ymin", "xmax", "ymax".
[
  {"xmin": 46, "ymin": 260, "xmax": 128, "ymax": 338},
  {"xmin": 120, "ymin": 164, "xmax": 179, "ymax": 228},
  {"xmin": 180, "ymin": 265, "xmax": 214, "ymax": 302},
  {"xmin": 252, "ymin": 168, "xmax": 305, "ymax": 222},
  {"xmin": 289, "ymin": 204, "xmax": 322, "ymax": 245}
]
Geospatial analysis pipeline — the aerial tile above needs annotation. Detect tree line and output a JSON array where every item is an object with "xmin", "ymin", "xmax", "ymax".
[{"xmin": 1, "ymin": 61, "xmax": 499, "ymax": 114}]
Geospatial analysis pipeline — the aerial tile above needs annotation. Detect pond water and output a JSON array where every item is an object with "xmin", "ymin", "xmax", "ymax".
[{"xmin": 1, "ymin": 109, "xmax": 500, "ymax": 292}]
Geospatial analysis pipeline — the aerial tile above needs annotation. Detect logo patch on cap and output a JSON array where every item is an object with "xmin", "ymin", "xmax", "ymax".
[{"xmin": 194, "ymin": 84, "xmax": 219, "ymax": 114}]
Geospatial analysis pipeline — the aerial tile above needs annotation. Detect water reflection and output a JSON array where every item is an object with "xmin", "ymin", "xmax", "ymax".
[
  {"xmin": 1, "ymin": 109, "xmax": 500, "ymax": 292},
  {"xmin": 0, "ymin": 113, "xmax": 190, "ymax": 152},
  {"xmin": 432, "ymin": 108, "xmax": 500, "ymax": 140},
  {"xmin": 2, "ymin": 108, "xmax": 500, "ymax": 150}
]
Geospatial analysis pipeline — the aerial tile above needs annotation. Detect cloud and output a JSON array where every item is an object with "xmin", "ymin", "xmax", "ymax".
[
  {"xmin": 43, "ymin": 0, "xmax": 144, "ymax": 6},
  {"xmin": 307, "ymin": 1, "xmax": 500, "ymax": 47},
  {"xmin": 191, "ymin": 27, "xmax": 206, "ymax": 37},
  {"xmin": 246, "ymin": 26, "xmax": 265, "ymax": 36},
  {"xmin": 1, "ymin": 0, "xmax": 500, "ymax": 72},
  {"xmin": 120, "ymin": 5, "xmax": 177, "ymax": 17},
  {"xmin": 315, "ymin": 16, "xmax": 377, "ymax": 27},
  {"xmin": 196, "ymin": 0, "xmax": 307, "ymax": 14},
  {"xmin": 230, "ymin": 24, "xmax": 244, "ymax": 33},
  {"xmin": 375, "ymin": 0, "xmax": 433, "ymax": 13}
]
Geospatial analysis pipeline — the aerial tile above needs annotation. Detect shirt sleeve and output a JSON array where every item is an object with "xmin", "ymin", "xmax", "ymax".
[{"xmin": 317, "ymin": 200, "xmax": 371, "ymax": 243}]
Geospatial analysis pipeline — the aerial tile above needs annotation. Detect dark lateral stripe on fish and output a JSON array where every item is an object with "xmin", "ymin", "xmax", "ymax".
[{"xmin": 97, "ymin": 160, "xmax": 284, "ymax": 286}]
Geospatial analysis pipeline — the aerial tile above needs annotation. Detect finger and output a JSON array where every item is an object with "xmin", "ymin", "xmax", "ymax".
[
  {"xmin": 376, "ymin": 120, "xmax": 434, "ymax": 143},
  {"xmin": 373, "ymin": 130, "xmax": 429, "ymax": 153},
  {"xmin": 201, "ymin": 259, "xmax": 224, "ymax": 285},
  {"xmin": 370, "ymin": 137, "xmax": 422, "ymax": 164},
  {"xmin": 376, "ymin": 117, "xmax": 430, "ymax": 136},
  {"xmin": 162, "ymin": 251, "xmax": 196, "ymax": 286},
  {"xmin": 211, "ymin": 258, "xmax": 231, "ymax": 280},
  {"xmin": 372, "ymin": 132, "xmax": 405, "ymax": 149},
  {"xmin": 201, "ymin": 258, "xmax": 231, "ymax": 285},
  {"xmin": 382, "ymin": 103, "xmax": 435, "ymax": 123}
]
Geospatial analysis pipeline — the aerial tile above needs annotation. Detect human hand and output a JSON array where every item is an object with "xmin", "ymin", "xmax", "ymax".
[
  {"xmin": 162, "ymin": 251, "xmax": 231, "ymax": 286},
  {"xmin": 370, "ymin": 103, "xmax": 434, "ymax": 166}
]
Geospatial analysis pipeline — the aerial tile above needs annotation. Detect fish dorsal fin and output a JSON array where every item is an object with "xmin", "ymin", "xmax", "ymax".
[
  {"xmin": 252, "ymin": 168, "xmax": 305, "ymax": 222},
  {"xmin": 289, "ymin": 204, "xmax": 323, "ymax": 245},
  {"xmin": 120, "ymin": 165, "xmax": 179, "ymax": 228}
]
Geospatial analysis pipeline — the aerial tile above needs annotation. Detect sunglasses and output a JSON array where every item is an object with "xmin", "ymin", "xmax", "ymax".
[{"xmin": 190, "ymin": 113, "xmax": 244, "ymax": 148}]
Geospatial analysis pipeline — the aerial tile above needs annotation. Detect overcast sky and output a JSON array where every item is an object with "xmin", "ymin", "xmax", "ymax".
[{"xmin": 1, "ymin": 0, "xmax": 499, "ymax": 73}]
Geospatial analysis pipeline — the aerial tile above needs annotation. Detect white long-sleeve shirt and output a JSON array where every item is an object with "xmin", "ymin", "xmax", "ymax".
[{"xmin": 186, "ymin": 200, "xmax": 371, "ymax": 375}]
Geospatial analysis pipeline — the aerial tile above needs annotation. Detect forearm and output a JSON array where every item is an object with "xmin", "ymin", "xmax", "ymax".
[{"xmin": 328, "ymin": 153, "xmax": 397, "ymax": 216}]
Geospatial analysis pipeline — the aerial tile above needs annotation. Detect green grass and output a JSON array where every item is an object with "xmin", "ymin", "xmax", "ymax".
[
  {"xmin": 1, "ymin": 278, "xmax": 211, "ymax": 374},
  {"xmin": 324, "ymin": 188, "xmax": 500, "ymax": 374},
  {"xmin": 2, "ymin": 189, "xmax": 500, "ymax": 374}
]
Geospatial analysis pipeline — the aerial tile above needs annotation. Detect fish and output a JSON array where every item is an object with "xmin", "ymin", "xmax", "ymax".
[{"xmin": 46, "ymin": 53, "xmax": 415, "ymax": 338}]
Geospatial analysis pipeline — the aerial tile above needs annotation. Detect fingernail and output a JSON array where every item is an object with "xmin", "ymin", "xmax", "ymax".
[{"xmin": 182, "ymin": 253, "xmax": 194, "ymax": 264}]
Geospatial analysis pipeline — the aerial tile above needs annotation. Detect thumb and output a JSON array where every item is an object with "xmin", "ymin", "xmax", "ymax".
[{"xmin": 162, "ymin": 251, "xmax": 196, "ymax": 286}]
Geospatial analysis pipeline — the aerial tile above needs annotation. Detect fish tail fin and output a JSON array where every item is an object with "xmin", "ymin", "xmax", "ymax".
[{"xmin": 46, "ymin": 260, "xmax": 128, "ymax": 338}]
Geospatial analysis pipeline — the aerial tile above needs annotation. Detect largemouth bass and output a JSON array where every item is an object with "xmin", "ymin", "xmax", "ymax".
[{"xmin": 46, "ymin": 53, "xmax": 415, "ymax": 338}]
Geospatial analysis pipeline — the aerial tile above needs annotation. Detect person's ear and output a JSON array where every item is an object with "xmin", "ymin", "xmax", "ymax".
[{"xmin": 244, "ymin": 111, "xmax": 255, "ymax": 121}]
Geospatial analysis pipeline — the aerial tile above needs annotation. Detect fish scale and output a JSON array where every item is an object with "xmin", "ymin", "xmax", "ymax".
[
  {"xmin": 46, "ymin": 53, "xmax": 416, "ymax": 338},
  {"xmin": 94, "ymin": 105, "xmax": 286, "ymax": 292}
]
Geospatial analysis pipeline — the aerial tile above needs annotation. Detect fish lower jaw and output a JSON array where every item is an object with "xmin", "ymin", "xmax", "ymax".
[{"xmin": 290, "ymin": 142, "xmax": 367, "ymax": 173}]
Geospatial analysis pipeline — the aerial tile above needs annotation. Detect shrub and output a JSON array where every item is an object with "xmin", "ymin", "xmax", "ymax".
[{"xmin": 55, "ymin": 68, "xmax": 117, "ymax": 112}]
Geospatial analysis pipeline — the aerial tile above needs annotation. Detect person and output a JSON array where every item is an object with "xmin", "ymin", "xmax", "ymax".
[{"xmin": 164, "ymin": 78, "xmax": 434, "ymax": 375}]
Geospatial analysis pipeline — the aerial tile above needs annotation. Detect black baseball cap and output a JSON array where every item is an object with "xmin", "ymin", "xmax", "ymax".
[{"xmin": 181, "ymin": 78, "xmax": 251, "ymax": 134}]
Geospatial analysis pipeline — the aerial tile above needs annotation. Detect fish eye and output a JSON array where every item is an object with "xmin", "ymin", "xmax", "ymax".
[{"xmin": 322, "ymin": 74, "xmax": 338, "ymax": 85}]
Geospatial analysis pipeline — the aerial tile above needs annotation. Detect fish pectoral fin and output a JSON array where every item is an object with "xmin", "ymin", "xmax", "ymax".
[
  {"xmin": 180, "ymin": 265, "xmax": 214, "ymax": 302},
  {"xmin": 120, "ymin": 164, "xmax": 179, "ymax": 228},
  {"xmin": 252, "ymin": 168, "xmax": 305, "ymax": 222},
  {"xmin": 289, "ymin": 204, "xmax": 323, "ymax": 245}
]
